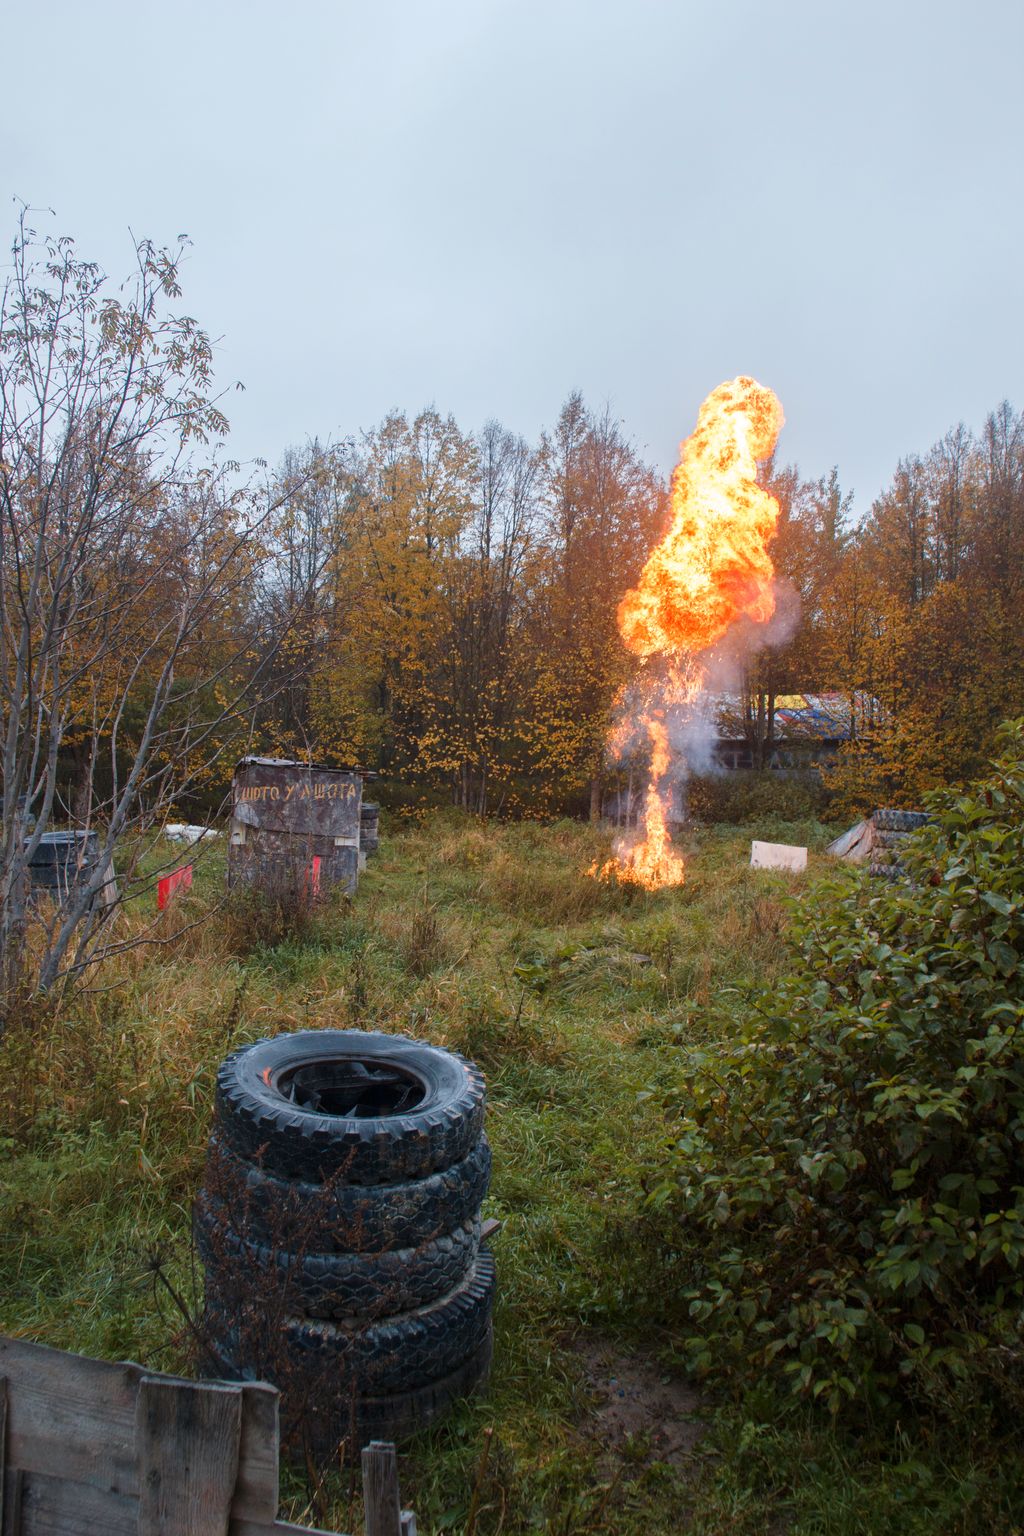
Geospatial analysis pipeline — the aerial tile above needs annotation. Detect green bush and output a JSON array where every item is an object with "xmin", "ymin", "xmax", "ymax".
[
  {"xmin": 688, "ymin": 769, "xmax": 827, "ymax": 825},
  {"xmin": 653, "ymin": 721, "xmax": 1024, "ymax": 1418}
]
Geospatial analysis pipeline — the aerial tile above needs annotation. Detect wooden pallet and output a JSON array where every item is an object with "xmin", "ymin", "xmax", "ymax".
[{"xmin": 0, "ymin": 1334, "xmax": 415, "ymax": 1536}]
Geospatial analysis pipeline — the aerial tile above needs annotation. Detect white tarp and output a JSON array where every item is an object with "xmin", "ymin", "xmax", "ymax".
[
  {"xmin": 826, "ymin": 819, "xmax": 877, "ymax": 862},
  {"xmin": 163, "ymin": 824, "xmax": 219, "ymax": 845}
]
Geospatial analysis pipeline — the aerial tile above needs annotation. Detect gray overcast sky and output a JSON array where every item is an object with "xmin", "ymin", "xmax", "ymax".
[{"xmin": 3, "ymin": 0, "xmax": 1022, "ymax": 516}]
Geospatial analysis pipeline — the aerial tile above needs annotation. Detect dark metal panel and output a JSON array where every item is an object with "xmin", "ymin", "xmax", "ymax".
[
  {"xmin": 231, "ymin": 760, "xmax": 360, "ymax": 838},
  {"xmin": 227, "ymin": 760, "xmax": 362, "ymax": 896}
]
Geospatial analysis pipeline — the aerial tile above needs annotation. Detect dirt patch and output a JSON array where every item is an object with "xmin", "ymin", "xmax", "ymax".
[{"xmin": 574, "ymin": 1338, "xmax": 705, "ymax": 1471}]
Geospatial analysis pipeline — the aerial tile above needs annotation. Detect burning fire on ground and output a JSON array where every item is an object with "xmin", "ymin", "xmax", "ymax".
[{"xmin": 590, "ymin": 376, "xmax": 785, "ymax": 889}]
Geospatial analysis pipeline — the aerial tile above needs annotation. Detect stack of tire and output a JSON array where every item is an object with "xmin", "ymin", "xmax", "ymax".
[
  {"xmin": 869, "ymin": 808, "xmax": 931, "ymax": 880},
  {"xmin": 196, "ymin": 1030, "xmax": 494, "ymax": 1456},
  {"xmin": 360, "ymin": 802, "xmax": 381, "ymax": 858}
]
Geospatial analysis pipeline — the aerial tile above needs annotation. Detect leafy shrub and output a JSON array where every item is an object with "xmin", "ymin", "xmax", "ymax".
[
  {"xmin": 653, "ymin": 721, "xmax": 1024, "ymax": 1418},
  {"xmin": 688, "ymin": 770, "xmax": 828, "ymax": 825}
]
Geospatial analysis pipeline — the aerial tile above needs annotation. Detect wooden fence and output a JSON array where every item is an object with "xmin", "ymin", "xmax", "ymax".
[{"xmin": 0, "ymin": 1334, "xmax": 416, "ymax": 1536}]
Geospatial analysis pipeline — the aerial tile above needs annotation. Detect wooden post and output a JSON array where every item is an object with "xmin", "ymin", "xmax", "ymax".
[
  {"xmin": 0, "ymin": 1375, "xmax": 7, "ymax": 1511},
  {"xmin": 135, "ymin": 1377, "xmax": 242, "ymax": 1536},
  {"xmin": 361, "ymin": 1441, "xmax": 401, "ymax": 1536}
]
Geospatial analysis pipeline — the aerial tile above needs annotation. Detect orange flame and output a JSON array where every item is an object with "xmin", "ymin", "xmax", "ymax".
[{"xmin": 592, "ymin": 376, "xmax": 784, "ymax": 890}]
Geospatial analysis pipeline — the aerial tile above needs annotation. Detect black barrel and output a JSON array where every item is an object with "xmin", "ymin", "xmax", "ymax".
[
  {"xmin": 26, "ymin": 830, "xmax": 99, "ymax": 897},
  {"xmin": 360, "ymin": 801, "xmax": 380, "ymax": 857}
]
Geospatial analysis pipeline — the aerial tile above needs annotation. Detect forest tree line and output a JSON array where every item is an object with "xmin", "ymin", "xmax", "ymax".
[
  {"xmin": 4, "ymin": 219, "xmax": 1023, "ymax": 855},
  {"xmin": 254, "ymin": 395, "xmax": 1024, "ymax": 817}
]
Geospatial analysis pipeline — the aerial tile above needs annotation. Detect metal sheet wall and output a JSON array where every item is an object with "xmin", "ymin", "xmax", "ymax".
[{"xmin": 226, "ymin": 759, "xmax": 362, "ymax": 896}]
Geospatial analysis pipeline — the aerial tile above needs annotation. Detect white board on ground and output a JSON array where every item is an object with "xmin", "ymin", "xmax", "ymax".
[{"xmin": 750, "ymin": 840, "xmax": 807, "ymax": 873}]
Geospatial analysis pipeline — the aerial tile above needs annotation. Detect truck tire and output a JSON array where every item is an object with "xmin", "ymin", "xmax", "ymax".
[
  {"xmin": 195, "ymin": 1192, "xmax": 479, "ymax": 1320},
  {"xmin": 873, "ymin": 829, "xmax": 909, "ymax": 850},
  {"xmin": 202, "ymin": 1132, "xmax": 491, "ymax": 1253},
  {"xmin": 872, "ymin": 809, "xmax": 929, "ymax": 832},
  {"xmin": 205, "ymin": 1244, "xmax": 495, "ymax": 1396},
  {"xmin": 214, "ymin": 1030, "xmax": 486, "ymax": 1184},
  {"xmin": 207, "ymin": 1327, "xmax": 493, "ymax": 1457}
]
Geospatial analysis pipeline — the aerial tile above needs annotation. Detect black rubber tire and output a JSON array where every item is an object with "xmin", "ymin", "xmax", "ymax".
[
  {"xmin": 204, "ymin": 1245, "xmax": 495, "ymax": 1396},
  {"xmin": 214, "ymin": 1030, "xmax": 486, "ymax": 1184},
  {"xmin": 872, "ymin": 808, "xmax": 929, "ymax": 832},
  {"xmin": 207, "ymin": 1327, "xmax": 493, "ymax": 1458},
  {"xmin": 328, "ymin": 1325, "xmax": 492, "ymax": 1451},
  {"xmin": 869, "ymin": 860, "xmax": 905, "ymax": 881},
  {"xmin": 873, "ymin": 829, "xmax": 909, "ymax": 850},
  {"xmin": 202, "ymin": 1132, "xmax": 491, "ymax": 1253},
  {"xmin": 195, "ymin": 1190, "xmax": 480, "ymax": 1320}
]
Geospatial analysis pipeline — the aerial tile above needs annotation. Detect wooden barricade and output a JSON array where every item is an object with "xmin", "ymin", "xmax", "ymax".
[{"xmin": 0, "ymin": 1335, "xmax": 416, "ymax": 1536}]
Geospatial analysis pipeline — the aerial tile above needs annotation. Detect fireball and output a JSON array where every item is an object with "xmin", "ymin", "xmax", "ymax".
[{"xmin": 594, "ymin": 376, "xmax": 784, "ymax": 890}]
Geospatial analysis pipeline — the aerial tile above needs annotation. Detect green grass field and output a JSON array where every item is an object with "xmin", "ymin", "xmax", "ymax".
[{"xmin": 1, "ymin": 813, "xmax": 1020, "ymax": 1534}]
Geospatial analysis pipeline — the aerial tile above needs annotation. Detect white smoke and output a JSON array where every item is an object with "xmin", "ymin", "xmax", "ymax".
[{"xmin": 605, "ymin": 575, "xmax": 801, "ymax": 830}]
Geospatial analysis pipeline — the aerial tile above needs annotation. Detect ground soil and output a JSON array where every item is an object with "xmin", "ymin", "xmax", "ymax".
[{"xmin": 573, "ymin": 1338, "xmax": 705, "ymax": 1472}]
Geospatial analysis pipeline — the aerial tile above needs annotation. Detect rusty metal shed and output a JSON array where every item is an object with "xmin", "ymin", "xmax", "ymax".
[{"xmin": 227, "ymin": 758, "xmax": 362, "ymax": 897}]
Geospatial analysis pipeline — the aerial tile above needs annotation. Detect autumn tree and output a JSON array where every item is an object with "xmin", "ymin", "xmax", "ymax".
[
  {"xmin": 258, "ymin": 439, "xmax": 359, "ymax": 756},
  {"xmin": 0, "ymin": 212, "xmax": 319, "ymax": 999},
  {"xmin": 821, "ymin": 401, "xmax": 1024, "ymax": 810},
  {"xmin": 525, "ymin": 396, "xmax": 666, "ymax": 816},
  {"xmin": 435, "ymin": 419, "xmax": 539, "ymax": 811},
  {"xmin": 323, "ymin": 409, "xmax": 479, "ymax": 780}
]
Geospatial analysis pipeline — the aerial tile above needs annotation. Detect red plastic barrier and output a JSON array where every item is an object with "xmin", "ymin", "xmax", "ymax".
[{"xmin": 157, "ymin": 864, "xmax": 193, "ymax": 910}]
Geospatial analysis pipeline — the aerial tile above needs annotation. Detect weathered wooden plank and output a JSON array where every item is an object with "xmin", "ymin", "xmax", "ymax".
[
  {"xmin": 11, "ymin": 1476, "xmax": 342, "ymax": 1536},
  {"xmin": 0, "ymin": 1337, "xmax": 372, "ymax": 1536},
  {"xmin": 0, "ymin": 1335, "xmax": 278, "ymax": 1525},
  {"xmin": 233, "ymin": 1524, "xmax": 346, "ymax": 1536},
  {"xmin": 3, "ymin": 1468, "xmax": 24, "ymax": 1536},
  {"xmin": 0, "ymin": 1338, "xmax": 140, "ymax": 1495},
  {"xmin": 233, "ymin": 1384, "xmax": 280, "ymax": 1523},
  {"xmin": 361, "ymin": 1442, "xmax": 401, "ymax": 1536},
  {"xmin": 136, "ymin": 1377, "xmax": 242, "ymax": 1536},
  {"xmin": 1, "ymin": 1375, "xmax": 8, "ymax": 1516},
  {"xmin": 16, "ymin": 1469, "xmax": 134, "ymax": 1536},
  {"xmin": 10, "ymin": 1478, "xmax": 346, "ymax": 1536}
]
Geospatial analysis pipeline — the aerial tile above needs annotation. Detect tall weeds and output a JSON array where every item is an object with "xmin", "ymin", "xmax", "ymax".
[{"xmin": 11, "ymin": 812, "xmax": 1001, "ymax": 1533}]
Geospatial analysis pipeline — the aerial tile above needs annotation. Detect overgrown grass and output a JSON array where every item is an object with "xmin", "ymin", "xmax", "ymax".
[{"xmin": 1, "ymin": 813, "xmax": 1021, "ymax": 1533}]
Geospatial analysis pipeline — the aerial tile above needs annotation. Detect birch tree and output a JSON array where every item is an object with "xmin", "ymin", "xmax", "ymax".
[{"xmin": 0, "ymin": 211, "xmax": 316, "ymax": 1001}]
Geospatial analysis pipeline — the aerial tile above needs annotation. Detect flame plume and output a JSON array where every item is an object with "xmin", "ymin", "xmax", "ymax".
[{"xmin": 593, "ymin": 376, "xmax": 784, "ymax": 889}]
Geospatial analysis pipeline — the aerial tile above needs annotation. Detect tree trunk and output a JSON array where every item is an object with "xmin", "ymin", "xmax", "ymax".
[{"xmin": 753, "ymin": 691, "xmax": 766, "ymax": 770}]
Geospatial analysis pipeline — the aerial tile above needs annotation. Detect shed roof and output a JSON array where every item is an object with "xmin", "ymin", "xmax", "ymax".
[{"xmin": 708, "ymin": 691, "xmax": 881, "ymax": 742}]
